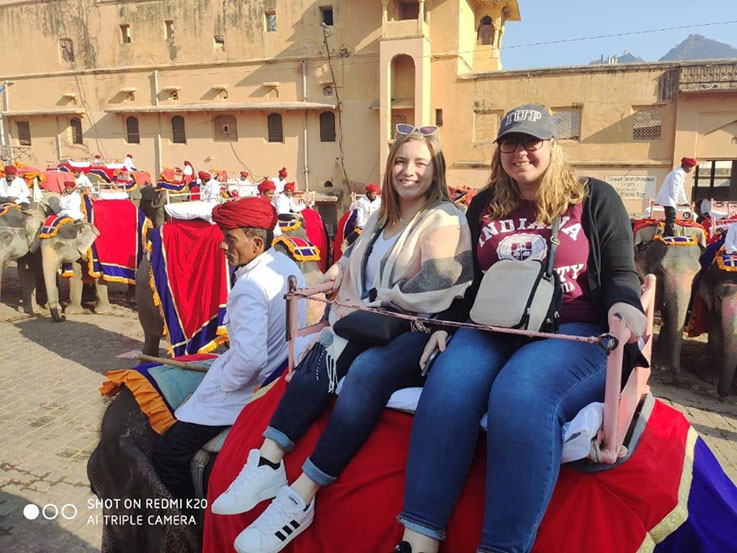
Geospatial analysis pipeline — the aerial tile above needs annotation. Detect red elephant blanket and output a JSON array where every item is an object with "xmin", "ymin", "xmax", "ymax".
[{"xmin": 203, "ymin": 377, "xmax": 737, "ymax": 553}]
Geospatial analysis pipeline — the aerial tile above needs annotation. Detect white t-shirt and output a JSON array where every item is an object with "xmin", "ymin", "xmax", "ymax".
[
  {"xmin": 0, "ymin": 176, "xmax": 30, "ymax": 204},
  {"xmin": 59, "ymin": 191, "xmax": 83, "ymax": 220},
  {"xmin": 655, "ymin": 167, "xmax": 689, "ymax": 208},
  {"xmin": 365, "ymin": 230, "xmax": 400, "ymax": 289},
  {"xmin": 356, "ymin": 195, "xmax": 382, "ymax": 228}
]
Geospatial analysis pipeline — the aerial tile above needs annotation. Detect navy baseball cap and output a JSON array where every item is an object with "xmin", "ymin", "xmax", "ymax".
[{"xmin": 496, "ymin": 104, "xmax": 557, "ymax": 142}]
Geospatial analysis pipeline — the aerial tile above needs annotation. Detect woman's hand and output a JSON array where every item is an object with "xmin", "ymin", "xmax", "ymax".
[
  {"xmin": 419, "ymin": 330, "xmax": 449, "ymax": 371},
  {"xmin": 608, "ymin": 302, "xmax": 647, "ymax": 344},
  {"xmin": 318, "ymin": 262, "xmax": 343, "ymax": 292}
]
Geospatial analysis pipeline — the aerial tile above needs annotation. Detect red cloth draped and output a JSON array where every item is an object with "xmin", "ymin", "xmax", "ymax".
[
  {"xmin": 158, "ymin": 220, "xmax": 227, "ymax": 340},
  {"xmin": 90, "ymin": 200, "xmax": 144, "ymax": 283},
  {"xmin": 300, "ymin": 208, "xmax": 328, "ymax": 272},
  {"xmin": 42, "ymin": 171, "xmax": 74, "ymax": 193},
  {"xmin": 333, "ymin": 210, "xmax": 351, "ymax": 264},
  {"xmin": 204, "ymin": 378, "xmax": 694, "ymax": 553}
]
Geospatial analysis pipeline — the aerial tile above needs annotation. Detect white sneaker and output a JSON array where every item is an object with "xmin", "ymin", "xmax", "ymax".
[
  {"xmin": 234, "ymin": 486, "xmax": 315, "ymax": 553},
  {"xmin": 211, "ymin": 449, "xmax": 287, "ymax": 515}
]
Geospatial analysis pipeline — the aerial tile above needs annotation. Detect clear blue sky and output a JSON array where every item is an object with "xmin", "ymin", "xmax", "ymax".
[{"xmin": 502, "ymin": 0, "xmax": 737, "ymax": 69}]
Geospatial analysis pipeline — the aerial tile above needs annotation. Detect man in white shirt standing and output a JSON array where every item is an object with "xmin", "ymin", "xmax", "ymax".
[
  {"xmin": 0, "ymin": 165, "xmax": 30, "ymax": 208},
  {"xmin": 152, "ymin": 197, "xmax": 306, "ymax": 503},
  {"xmin": 655, "ymin": 156, "xmax": 697, "ymax": 237},
  {"xmin": 274, "ymin": 182, "xmax": 306, "ymax": 216},
  {"xmin": 123, "ymin": 153, "xmax": 137, "ymax": 173},
  {"xmin": 200, "ymin": 171, "xmax": 222, "ymax": 203},
  {"xmin": 272, "ymin": 167, "xmax": 288, "ymax": 195},
  {"xmin": 234, "ymin": 171, "xmax": 257, "ymax": 198},
  {"xmin": 355, "ymin": 183, "xmax": 381, "ymax": 229}
]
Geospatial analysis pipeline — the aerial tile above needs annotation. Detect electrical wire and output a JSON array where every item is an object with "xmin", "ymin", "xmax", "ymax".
[{"xmin": 322, "ymin": 24, "xmax": 351, "ymax": 193}]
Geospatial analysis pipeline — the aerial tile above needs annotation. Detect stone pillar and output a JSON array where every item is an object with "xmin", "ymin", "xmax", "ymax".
[{"xmin": 417, "ymin": 0, "xmax": 425, "ymax": 35}]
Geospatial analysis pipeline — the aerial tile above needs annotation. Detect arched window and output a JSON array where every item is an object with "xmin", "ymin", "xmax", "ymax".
[
  {"xmin": 171, "ymin": 116, "xmax": 186, "ymax": 144},
  {"xmin": 213, "ymin": 115, "xmax": 237, "ymax": 141},
  {"xmin": 477, "ymin": 15, "xmax": 494, "ymax": 46},
  {"xmin": 126, "ymin": 116, "xmax": 140, "ymax": 144},
  {"xmin": 70, "ymin": 118, "xmax": 83, "ymax": 145},
  {"xmin": 319, "ymin": 112, "xmax": 336, "ymax": 142},
  {"xmin": 267, "ymin": 113, "xmax": 283, "ymax": 143}
]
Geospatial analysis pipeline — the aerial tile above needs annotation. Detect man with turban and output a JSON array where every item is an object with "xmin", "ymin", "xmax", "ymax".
[
  {"xmin": 258, "ymin": 179, "xmax": 277, "ymax": 203},
  {"xmin": 123, "ymin": 153, "xmax": 137, "ymax": 172},
  {"xmin": 655, "ymin": 156, "xmax": 697, "ymax": 236},
  {"xmin": 58, "ymin": 179, "xmax": 84, "ymax": 221},
  {"xmin": 233, "ymin": 170, "xmax": 257, "ymax": 198},
  {"xmin": 200, "ymin": 170, "xmax": 222, "ymax": 203},
  {"xmin": 271, "ymin": 166, "xmax": 288, "ymax": 195},
  {"xmin": 153, "ymin": 197, "xmax": 307, "ymax": 503},
  {"xmin": 355, "ymin": 183, "xmax": 381, "ymax": 229},
  {"xmin": 274, "ymin": 181, "xmax": 306, "ymax": 216},
  {"xmin": 0, "ymin": 165, "xmax": 30, "ymax": 208}
]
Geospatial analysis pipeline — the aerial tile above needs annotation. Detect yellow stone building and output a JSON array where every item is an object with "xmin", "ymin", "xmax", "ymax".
[{"xmin": 1, "ymin": 0, "xmax": 735, "ymax": 221}]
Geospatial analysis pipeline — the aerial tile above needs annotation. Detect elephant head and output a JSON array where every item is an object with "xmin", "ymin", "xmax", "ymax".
[
  {"xmin": 40, "ymin": 222, "xmax": 99, "ymax": 322},
  {"xmin": 698, "ymin": 263, "xmax": 737, "ymax": 396},
  {"xmin": 140, "ymin": 187, "xmax": 167, "ymax": 228},
  {"xmin": 0, "ymin": 208, "xmax": 45, "ymax": 312},
  {"xmin": 635, "ymin": 239, "xmax": 703, "ymax": 374}
]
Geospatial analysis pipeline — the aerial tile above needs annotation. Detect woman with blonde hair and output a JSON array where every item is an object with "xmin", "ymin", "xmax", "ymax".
[
  {"xmin": 212, "ymin": 125, "xmax": 473, "ymax": 553},
  {"xmin": 393, "ymin": 105, "xmax": 647, "ymax": 553}
]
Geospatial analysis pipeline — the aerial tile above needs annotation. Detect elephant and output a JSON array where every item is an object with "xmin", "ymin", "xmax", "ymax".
[
  {"xmin": 697, "ymin": 261, "xmax": 737, "ymax": 396},
  {"xmin": 36, "ymin": 221, "xmax": 111, "ymax": 322},
  {"xmin": 635, "ymin": 239, "xmax": 703, "ymax": 374},
  {"xmin": 87, "ymin": 387, "xmax": 201, "ymax": 553},
  {"xmin": 0, "ymin": 205, "xmax": 45, "ymax": 314}
]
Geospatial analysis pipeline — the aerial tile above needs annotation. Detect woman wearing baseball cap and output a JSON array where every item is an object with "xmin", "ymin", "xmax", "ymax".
[{"xmin": 394, "ymin": 105, "xmax": 647, "ymax": 553}]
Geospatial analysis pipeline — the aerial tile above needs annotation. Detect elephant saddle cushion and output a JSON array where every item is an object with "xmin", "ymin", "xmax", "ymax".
[
  {"xmin": 0, "ymin": 202, "xmax": 22, "ymax": 217},
  {"xmin": 272, "ymin": 235, "xmax": 321, "ymax": 263},
  {"xmin": 632, "ymin": 218, "xmax": 706, "ymax": 248},
  {"xmin": 39, "ymin": 214, "xmax": 75, "ymax": 239},
  {"xmin": 203, "ymin": 375, "xmax": 737, "ymax": 553}
]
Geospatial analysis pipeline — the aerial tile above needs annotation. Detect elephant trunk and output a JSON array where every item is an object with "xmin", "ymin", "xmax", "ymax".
[
  {"xmin": 657, "ymin": 270, "xmax": 697, "ymax": 373},
  {"xmin": 41, "ymin": 245, "xmax": 66, "ymax": 322},
  {"xmin": 718, "ymin": 296, "xmax": 737, "ymax": 396}
]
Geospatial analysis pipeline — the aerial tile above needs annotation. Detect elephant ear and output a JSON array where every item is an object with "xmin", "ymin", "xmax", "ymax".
[{"xmin": 76, "ymin": 223, "xmax": 100, "ymax": 258}]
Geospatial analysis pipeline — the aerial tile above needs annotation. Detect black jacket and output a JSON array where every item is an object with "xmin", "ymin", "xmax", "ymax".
[{"xmin": 442, "ymin": 177, "xmax": 644, "ymax": 330}]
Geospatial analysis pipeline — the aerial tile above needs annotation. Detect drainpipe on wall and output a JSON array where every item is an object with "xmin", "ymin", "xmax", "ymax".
[
  {"xmin": 302, "ymin": 60, "xmax": 310, "ymax": 192},
  {"xmin": 153, "ymin": 70, "xmax": 162, "ymax": 178}
]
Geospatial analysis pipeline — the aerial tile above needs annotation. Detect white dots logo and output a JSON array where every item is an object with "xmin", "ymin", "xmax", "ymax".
[{"xmin": 23, "ymin": 504, "xmax": 40, "ymax": 520}]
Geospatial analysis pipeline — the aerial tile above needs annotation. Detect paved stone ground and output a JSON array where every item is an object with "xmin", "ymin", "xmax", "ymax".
[{"xmin": 0, "ymin": 269, "xmax": 736, "ymax": 552}]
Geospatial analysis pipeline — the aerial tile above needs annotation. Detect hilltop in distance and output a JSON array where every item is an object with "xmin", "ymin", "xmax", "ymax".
[{"xmin": 590, "ymin": 33, "xmax": 737, "ymax": 65}]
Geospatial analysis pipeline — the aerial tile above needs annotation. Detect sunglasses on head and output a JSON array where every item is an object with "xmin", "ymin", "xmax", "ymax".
[{"xmin": 395, "ymin": 124, "xmax": 439, "ymax": 137}]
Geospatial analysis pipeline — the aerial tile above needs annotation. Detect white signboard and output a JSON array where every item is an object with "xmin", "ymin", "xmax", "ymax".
[{"xmin": 606, "ymin": 175, "xmax": 656, "ymax": 200}]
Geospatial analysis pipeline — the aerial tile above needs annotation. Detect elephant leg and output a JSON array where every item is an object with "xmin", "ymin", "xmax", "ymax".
[
  {"xmin": 95, "ymin": 279, "xmax": 113, "ymax": 315},
  {"xmin": 718, "ymin": 294, "xmax": 737, "ymax": 396},
  {"xmin": 126, "ymin": 283, "xmax": 136, "ymax": 305},
  {"xmin": 654, "ymin": 271, "xmax": 696, "ymax": 375},
  {"xmin": 16, "ymin": 256, "xmax": 37, "ymax": 315},
  {"xmin": 706, "ymin": 307, "xmax": 722, "ymax": 385},
  {"xmin": 65, "ymin": 261, "xmax": 86, "ymax": 315},
  {"xmin": 136, "ymin": 256, "xmax": 165, "ymax": 357}
]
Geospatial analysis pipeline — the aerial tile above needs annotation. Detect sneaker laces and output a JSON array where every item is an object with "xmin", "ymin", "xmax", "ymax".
[
  {"xmin": 225, "ymin": 460, "xmax": 264, "ymax": 493},
  {"xmin": 256, "ymin": 496, "xmax": 300, "ymax": 534}
]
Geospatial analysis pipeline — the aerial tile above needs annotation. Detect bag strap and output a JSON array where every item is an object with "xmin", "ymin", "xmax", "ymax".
[{"xmin": 545, "ymin": 216, "xmax": 561, "ymax": 277}]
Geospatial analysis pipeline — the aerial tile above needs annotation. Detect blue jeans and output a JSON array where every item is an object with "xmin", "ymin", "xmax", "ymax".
[
  {"xmin": 398, "ymin": 323, "xmax": 606, "ymax": 553},
  {"xmin": 264, "ymin": 330, "xmax": 429, "ymax": 486}
]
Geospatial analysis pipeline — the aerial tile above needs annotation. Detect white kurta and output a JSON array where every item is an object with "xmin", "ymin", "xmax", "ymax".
[
  {"xmin": 271, "ymin": 176, "xmax": 287, "ymax": 195},
  {"xmin": 0, "ymin": 177, "xmax": 30, "ymax": 204},
  {"xmin": 174, "ymin": 249, "xmax": 307, "ymax": 426},
  {"xmin": 201, "ymin": 178, "xmax": 222, "ymax": 203},
  {"xmin": 75, "ymin": 174, "xmax": 94, "ymax": 190},
  {"xmin": 123, "ymin": 156, "xmax": 137, "ymax": 172},
  {"xmin": 233, "ymin": 178, "xmax": 258, "ymax": 198},
  {"xmin": 274, "ymin": 193, "xmax": 306, "ymax": 215},
  {"xmin": 58, "ymin": 191, "xmax": 84, "ymax": 220},
  {"xmin": 355, "ymin": 195, "xmax": 382, "ymax": 228},
  {"xmin": 655, "ymin": 167, "xmax": 689, "ymax": 208}
]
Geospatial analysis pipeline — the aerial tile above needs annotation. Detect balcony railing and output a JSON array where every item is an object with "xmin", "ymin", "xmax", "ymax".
[
  {"xmin": 383, "ymin": 19, "xmax": 428, "ymax": 39},
  {"xmin": 679, "ymin": 63, "xmax": 737, "ymax": 93}
]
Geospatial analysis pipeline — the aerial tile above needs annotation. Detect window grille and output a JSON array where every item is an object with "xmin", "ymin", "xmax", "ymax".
[
  {"xmin": 171, "ymin": 116, "xmax": 186, "ymax": 144},
  {"xmin": 214, "ymin": 115, "xmax": 238, "ymax": 142},
  {"xmin": 265, "ymin": 12, "xmax": 277, "ymax": 32},
  {"xmin": 391, "ymin": 114, "xmax": 408, "ymax": 139},
  {"xmin": 632, "ymin": 108, "xmax": 661, "ymax": 141},
  {"xmin": 552, "ymin": 108, "xmax": 581, "ymax": 140},
  {"xmin": 59, "ymin": 38, "xmax": 75, "ymax": 62},
  {"xmin": 319, "ymin": 112, "xmax": 336, "ymax": 142},
  {"xmin": 126, "ymin": 117, "xmax": 140, "ymax": 144},
  {"xmin": 70, "ymin": 118, "xmax": 83, "ymax": 145},
  {"xmin": 267, "ymin": 113, "xmax": 284, "ymax": 142},
  {"xmin": 323, "ymin": 85, "xmax": 334, "ymax": 97},
  {"xmin": 17, "ymin": 121, "xmax": 31, "ymax": 146}
]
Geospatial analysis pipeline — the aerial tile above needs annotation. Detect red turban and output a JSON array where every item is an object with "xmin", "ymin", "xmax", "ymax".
[
  {"xmin": 198, "ymin": 171, "xmax": 211, "ymax": 181},
  {"xmin": 240, "ymin": 171, "xmax": 249, "ymax": 178},
  {"xmin": 127, "ymin": 153, "xmax": 133, "ymax": 158},
  {"xmin": 278, "ymin": 167, "xmax": 287, "ymax": 178},
  {"xmin": 212, "ymin": 197, "xmax": 277, "ymax": 231},
  {"xmin": 94, "ymin": 154, "xmax": 102, "ymax": 159},
  {"xmin": 258, "ymin": 180, "xmax": 276, "ymax": 193},
  {"xmin": 284, "ymin": 182, "xmax": 296, "ymax": 192},
  {"xmin": 4, "ymin": 165, "xmax": 16, "ymax": 175},
  {"xmin": 365, "ymin": 183, "xmax": 380, "ymax": 194},
  {"xmin": 681, "ymin": 157, "xmax": 698, "ymax": 167},
  {"xmin": 63, "ymin": 180, "xmax": 76, "ymax": 189}
]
